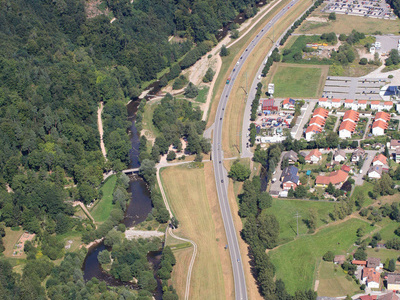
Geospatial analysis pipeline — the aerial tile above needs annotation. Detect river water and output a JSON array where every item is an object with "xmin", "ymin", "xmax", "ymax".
[{"xmin": 82, "ymin": 99, "xmax": 161, "ymax": 299}]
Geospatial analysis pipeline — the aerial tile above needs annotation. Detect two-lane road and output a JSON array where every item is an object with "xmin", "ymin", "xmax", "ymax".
[{"xmin": 211, "ymin": 1, "xmax": 300, "ymax": 299}]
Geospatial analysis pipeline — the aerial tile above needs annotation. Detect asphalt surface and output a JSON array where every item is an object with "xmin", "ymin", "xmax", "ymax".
[{"xmin": 211, "ymin": 0, "xmax": 299, "ymax": 299}]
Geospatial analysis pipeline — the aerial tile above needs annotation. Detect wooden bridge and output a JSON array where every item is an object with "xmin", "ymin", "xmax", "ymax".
[{"xmin": 122, "ymin": 168, "xmax": 140, "ymax": 174}]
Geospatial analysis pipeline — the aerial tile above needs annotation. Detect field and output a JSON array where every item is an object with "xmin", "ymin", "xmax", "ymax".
[
  {"xmin": 160, "ymin": 163, "xmax": 231, "ymax": 300},
  {"xmin": 269, "ymin": 218, "xmax": 372, "ymax": 294},
  {"xmin": 297, "ymin": 4, "xmax": 400, "ymax": 35},
  {"xmin": 351, "ymin": 181, "xmax": 374, "ymax": 207},
  {"xmin": 268, "ymin": 63, "xmax": 328, "ymax": 98},
  {"xmin": 316, "ymin": 261, "xmax": 360, "ymax": 297},
  {"xmin": 262, "ymin": 199, "xmax": 335, "ymax": 244},
  {"xmin": 3, "ymin": 227, "xmax": 24, "ymax": 258},
  {"xmin": 90, "ymin": 175, "xmax": 117, "ymax": 223},
  {"xmin": 195, "ymin": 86, "xmax": 209, "ymax": 103}
]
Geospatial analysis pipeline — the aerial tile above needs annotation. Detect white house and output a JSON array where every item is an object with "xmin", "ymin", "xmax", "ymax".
[
  {"xmin": 362, "ymin": 267, "xmax": 380, "ymax": 289},
  {"xmin": 384, "ymin": 101, "xmax": 393, "ymax": 111},
  {"xmin": 331, "ymin": 98, "xmax": 342, "ymax": 108},
  {"xmin": 305, "ymin": 125, "xmax": 322, "ymax": 141},
  {"xmin": 309, "ymin": 116, "xmax": 325, "ymax": 128},
  {"xmin": 282, "ymin": 98, "xmax": 295, "ymax": 110},
  {"xmin": 305, "ymin": 149, "xmax": 322, "ymax": 164},
  {"xmin": 372, "ymin": 154, "xmax": 389, "ymax": 171},
  {"xmin": 318, "ymin": 98, "xmax": 332, "ymax": 109},
  {"xmin": 344, "ymin": 99, "xmax": 357, "ymax": 110},
  {"xmin": 339, "ymin": 121, "xmax": 356, "ymax": 139},
  {"xmin": 333, "ymin": 149, "xmax": 346, "ymax": 162},
  {"xmin": 368, "ymin": 165, "xmax": 382, "ymax": 179},
  {"xmin": 370, "ymin": 101, "xmax": 383, "ymax": 111},
  {"xmin": 357, "ymin": 100, "xmax": 367, "ymax": 110},
  {"xmin": 372, "ymin": 120, "xmax": 388, "ymax": 136}
]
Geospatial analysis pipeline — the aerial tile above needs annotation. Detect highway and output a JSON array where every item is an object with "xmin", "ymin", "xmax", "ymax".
[{"xmin": 211, "ymin": 0, "xmax": 300, "ymax": 299}]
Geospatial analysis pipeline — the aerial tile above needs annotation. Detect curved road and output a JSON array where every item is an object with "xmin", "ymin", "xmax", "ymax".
[{"xmin": 211, "ymin": 1, "xmax": 299, "ymax": 299}]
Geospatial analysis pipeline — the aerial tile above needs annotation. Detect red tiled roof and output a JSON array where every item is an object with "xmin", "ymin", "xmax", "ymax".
[
  {"xmin": 345, "ymin": 99, "xmax": 354, "ymax": 103},
  {"xmin": 359, "ymin": 295, "xmax": 377, "ymax": 300},
  {"xmin": 363, "ymin": 267, "xmax": 380, "ymax": 283},
  {"xmin": 372, "ymin": 120, "xmax": 388, "ymax": 129},
  {"xmin": 339, "ymin": 120, "xmax": 356, "ymax": 132},
  {"xmin": 373, "ymin": 153, "xmax": 388, "ymax": 165},
  {"xmin": 375, "ymin": 111, "xmax": 390, "ymax": 122},
  {"xmin": 305, "ymin": 149, "xmax": 322, "ymax": 160},
  {"xmin": 370, "ymin": 100, "xmax": 381, "ymax": 105},
  {"xmin": 316, "ymin": 170, "xmax": 348, "ymax": 185},
  {"xmin": 306, "ymin": 125, "xmax": 323, "ymax": 133},
  {"xmin": 313, "ymin": 107, "xmax": 329, "ymax": 118},
  {"xmin": 319, "ymin": 97, "xmax": 328, "ymax": 102},
  {"xmin": 309, "ymin": 116, "xmax": 326, "ymax": 127},
  {"xmin": 384, "ymin": 101, "xmax": 393, "ymax": 106},
  {"xmin": 341, "ymin": 165, "xmax": 351, "ymax": 173},
  {"xmin": 352, "ymin": 260, "xmax": 367, "ymax": 266},
  {"xmin": 358, "ymin": 100, "xmax": 367, "ymax": 104},
  {"xmin": 332, "ymin": 98, "xmax": 341, "ymax": 102},
  {"xmin": 343, "ymin": 110, "xmax": 360, "ymax": 122}
]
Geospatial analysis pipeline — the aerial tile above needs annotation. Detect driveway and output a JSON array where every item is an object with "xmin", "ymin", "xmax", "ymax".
[{"xmin": 291, "ymin": 100, "xmax": 315, "ymax": 140}]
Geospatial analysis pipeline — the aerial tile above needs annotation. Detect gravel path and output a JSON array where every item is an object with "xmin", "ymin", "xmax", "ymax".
[{"xmin": 124, "ymin": 229, "xmax": 165, "ymax": 240}]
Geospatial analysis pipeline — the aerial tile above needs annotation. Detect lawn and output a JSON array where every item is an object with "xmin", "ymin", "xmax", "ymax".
[
  {"xmin": 160, "ymin": 164, "xmax": 228, "ymax": 300},
  {"xmin": 269, "ymin": 218, "xmax": 373, "ymax": 294},
  {"xmin": 377, "ymin": 221, "xmax": 398, "ymax": 242},
  {"xmin": 317, "ymin": 261, "xmax": 360, "ymax": 297},
  {"xmin": 351, "ymin": 182, "xmax": 374, "ymax": 207},
  {"xmin": 270, "ymin": 63, "xmax": 328, "ymax": 98},
  {"xmin": 90, "ymin": 175, "xmax": 117, "ymax": 223},
  {"xmin": 262, "ymin": 199, "xmax": 335, "ymax": 244},
  {"xmin": 297, "ymin": 5, "xmax": 400, "ymax": 35},
  {"xmin": 366, "ymin": 248, "xmax": 400, "ymax": 269},
  {"xmin": 3, "ymin": 227, "xmax": 24, "ymax": 258},
  {"xmin": 325, "ymin": 115, "xmax": 337, "ymax": 132},
  {"xmin": 141, "ymin": 100, "xmax": 161, "ymax": 139},
  {"xmin": 195, "ymin": 86, "xmax": 209, "ymax": 103}
]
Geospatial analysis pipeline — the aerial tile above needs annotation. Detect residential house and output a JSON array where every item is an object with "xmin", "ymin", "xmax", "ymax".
[
  {"xmin": 334, "ymin": 149, "xmax": 347, "ymax": 162},
  {"xmin": 387, "ymin": 273, "xmax": 400, "ymax": 291},
  {"xmin": 375, "ymin": 111, "xmax": 391, "ymax": 123},
  {"xmin": 283, "ymin": 150, "xmax": 298, "ymax": 164},
  {"xmin": 384, "ymin": 101, "xmax": 394, "ymax": 111},
  {"xmin": 341, "ymin": 164, "xmax": 351, "ymax": 173},
  {"xmin": 352, "ymin": 260, "xmax": 367, "ymax": 266},
  {"xmin": 281, "ymin": 166, "xmax": 299, "ymax": 191},
  {"xmin": 372, "ymin": 120, "xmax": 388, "ymax": 136},
  {"xmin": 344, "ymin": 99, "xmax": 357, "ymax": 110},
  {"xmin": 372, "ymin": 154, "xmax": 389, "ymax": 171},
  {"xmin": 370, "ymin": 100, "xmax": 383, "ymax": 111},
  {"xmin": 313, "ymin": 107, "xmax": 329, "ymax": 119},
  {"xmin": 309, "ymin": 116, "xmax": 326, "ymax": 128},
  {"xmin": 362, "ymin": 267, "xmax": 380, "ymax": 289},
  {"xmin": 339, "ymin": 120, "xmax": 357, "ymax": 139},
  {"xmin": 396, "ymin": 148, "xmax": 400, "ymax": 163},
  {"xmin": 318, "ymin": 97, "xmax": 332, "ymax": 109},
  {"xmin": 315, "ymin": 170, "xmax": 348, "ymax": 187},
  {"xmin": 351, "ymin": 147, "xmax": 365, "ymax": 162},
  {"xmin": 359, "ymin": 295, "xmax": 377, "ymax": 300},
  {"xmin": 331, "ymin": 98, "xmax": 342, "ymax": 108},
  {"xmin": 334, "ymin": 255, "xmax": 346, "ymax": 265},
  {"xmin": 305, "ymin": 125, "xmax": 322, "ymax": 141},
  {"xmin": 282, "ymin": 98, "xmax": 295, "ymax": 110},
  {"xmin": 357, "ymin": 100, "xmax": 367, "ymax": 110},
  {"xmin": 343, "ymin": 109, "xmax": 360, "ymax": 123},
  {"xmin": 367, "ymin": 257, "xmax": 382, "ymax": 270},
  {"xmin": 378, "ymin": 293, "xmax": 400, "ymax": 300},
  {"xmin": 305, "ymin": 149, "xmax": 322, "ymax": 164},
  {"xmin": 368, "ymin": 165, "xmax": 383, "ymax": 179},
  {"xmin": 390, "ymin": 139, "xmax": 400, "ymax": 150},
  {"xmin": 262, "ymin": 99, "xmax": 278, "ymax": 112}
]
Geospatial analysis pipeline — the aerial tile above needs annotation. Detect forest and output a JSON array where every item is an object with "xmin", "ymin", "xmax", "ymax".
[{"xmin": 0, "ymin": 0, "xmax": 267, "ymax": 298}]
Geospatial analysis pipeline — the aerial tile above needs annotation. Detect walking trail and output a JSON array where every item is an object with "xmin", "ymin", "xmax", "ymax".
[
  {"xmin": 97, "ymin": 101, "xmax": 107, "ymax": 160},
  {"xmin": 72, "ymin": 201, "xmax": 96, "ymax": 227}
]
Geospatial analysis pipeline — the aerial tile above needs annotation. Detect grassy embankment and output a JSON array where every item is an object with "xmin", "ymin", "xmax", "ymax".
[
  {"xmin": 269, "ymin": 218, "xmax": 373, "ymax": 294},
  {"xmin": 90, "ymin": 174, "xmax": 117, "ymax": 223},
  {"xmin": 160, "ymin": 163, "xmax": 233, "ymax": 300}
]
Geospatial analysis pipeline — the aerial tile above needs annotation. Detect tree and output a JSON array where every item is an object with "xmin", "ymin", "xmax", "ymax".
[
  {"xmin": 258, "ymin": 214, "xmax": 280, "ymax": 249},
  {"xmin": 354, "ymin": 248, "xmax": 367, "ymax": 260},
  {"xmin": 388, "ymin": 259, "xmax": 396, "ymax": 272},
  {"xmin": 228, "ymin": 161, "xmax": 251, "ymax": 181},
  {"xmin": 98, "ymin": 250, "xmax": 111, "ymax": 265},
  {"xmin": 139, "ymin": 159, "xmax": 157, "ymax": 185},
  {"xmin": 323, "ymin": 251, "xmax": 334, "ymax": 261},
  {"xmin": 308, "ymin": 208, "xmax": 318, "ymax": 231},
  {"xmin": 328, "ymin": 12, "xmax": 336, "ymax": 20},
  {"xmin": 230, "ymin": 29, "xmax": 239, "ymax": 39},
  {"xmin": 258, "ymin": 192, "xmax": 272, "ymax": 210},
  {"xmin": 202, "ymin": 67, "xmax": 215, "ymax": 83},
  {"xmin": 326, "ymin": 182, "xmax": 335, "ymax": 195},
  {"xmin": 166, "ymin": 151, "xmax": 176, "ymax": 161},
  {"xmin": 294, "ymin": 185, "xmax": 307, "ymax": 198},
  {"xmin": 220, "ymin": 45, "xmax": 229, "ymax": 56},
  {"xmin": 184, "ymin": 82, "xmax": 199, "ymax": 98}
]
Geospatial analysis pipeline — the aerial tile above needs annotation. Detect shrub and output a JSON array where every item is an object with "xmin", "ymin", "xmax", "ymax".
[{"xmin": 359, "ymin": 58, "xmax": 368, "ymax": 65}]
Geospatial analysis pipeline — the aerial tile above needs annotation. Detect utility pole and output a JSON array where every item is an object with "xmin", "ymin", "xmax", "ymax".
[{"xmin": 294, "ymin": 211, "xmax": 301, "ymax": 237}]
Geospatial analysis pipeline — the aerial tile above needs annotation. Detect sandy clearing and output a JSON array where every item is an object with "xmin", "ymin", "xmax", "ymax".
[
  {"xmin": 124, "ymin": 229, "xmax": 165, "ymax": 240},
  {"xmin": 97, "ymin": 101, "xmax": 107, "ymax": 160}
]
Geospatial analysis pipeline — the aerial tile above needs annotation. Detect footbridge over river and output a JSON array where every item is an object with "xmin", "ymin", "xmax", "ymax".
[{"xmin": 122, "ymin": 168, "xmax": 140, "ymax": 174}]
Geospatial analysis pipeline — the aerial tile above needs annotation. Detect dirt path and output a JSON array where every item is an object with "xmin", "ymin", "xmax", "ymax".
[
  {"xmin": 72, "ymin": 201, "xmax": 96, "ymax": 226},
  {"xmin": 97, "ymin": 101, "xmax": 107, "ymax": 161},
  {"xmin": 125, "ymin": 229, "xmax": 165, "ymax": 240}
]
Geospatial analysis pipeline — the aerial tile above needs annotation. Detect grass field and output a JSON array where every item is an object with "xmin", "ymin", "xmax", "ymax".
[
  {"xmin": 90, "ymin": 175, "xmax": 117, "ymax": 223},
  {"xmin": 160, "ymin": 164, "xmax": 228, "ymax": 300},
  {"xmin": 195, "ymin": 86, "xmax": 209, "ymax": 103},
  {"xmin": 262, "ymin": 199, "xmax": 335, "ymax": 244},
  {"xmin": 141, "ymin": 100, "xmax": 161, "ymax": 139},
  {"xmin": 366, "ymin": 248, "xmax": 400, "ymax": 271},
  {"xmin": 269, "ymin": 63, "xmax": 328, "ymax": 98},
  {"xmin": 297, "ymin": 4, "xmax": 400, "ymax": 35},
  {"xmin": 351, "ymin": 182, "xmax": 374, "ymax": 207},
  {"xmin": 317, "ymin": 261, "xmax": 360, "ymax": 297},
  {"xmin": 269, "ymin": 218, "xmax": 373, "ymax": 294},
  {"xmin": 3, "ymin": 227, "xmax": 24, "ymax": 258}
]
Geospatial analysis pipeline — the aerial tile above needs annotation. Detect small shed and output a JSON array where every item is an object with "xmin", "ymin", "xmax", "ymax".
[{"xmin": 334, "ymin": 255, "xmax": 346, "ymax": 265}]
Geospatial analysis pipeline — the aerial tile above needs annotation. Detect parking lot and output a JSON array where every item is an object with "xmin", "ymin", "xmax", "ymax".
[
  {"xmin": 375, "ymin": 35, "xmax": 400, "ymax": 54},
  {"xmin": 323, "ymin": 0, "xmax": 396, "ymax": 19}
]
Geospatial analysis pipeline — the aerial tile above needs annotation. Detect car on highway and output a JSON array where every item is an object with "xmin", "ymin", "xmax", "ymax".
[{"xmin": 237, "ymin": 258, "xmax": 240, "ymax": 262}]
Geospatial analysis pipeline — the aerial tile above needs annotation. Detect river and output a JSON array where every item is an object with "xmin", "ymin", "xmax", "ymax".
[{"xmin": 82, "ymin": 99, "xmax": 162, "ymax": 299}]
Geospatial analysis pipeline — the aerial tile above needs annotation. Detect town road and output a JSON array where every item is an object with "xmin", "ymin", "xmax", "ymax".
[{"xmin": 212, "ymin": 0, "xmax": 300, "ymax": 299}]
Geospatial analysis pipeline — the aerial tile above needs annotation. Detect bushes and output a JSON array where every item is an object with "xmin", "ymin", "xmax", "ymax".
[
  {"xmin": 180, "ymin": 42, "xmax": 212, "ymax": 69},
  {"xmin": 202, "ymin": 67, "xmax": 215, "ymax": 83},
  {"xmin": 220, "ymin": 44, "xmax": 229, "ymax": 57},
  {"xmin": 251, "ymin": 82, "xmax": 263, "ymax": 121},
  {"xmin": 173, "ymin": 75, "xmax": 188, "ymax": 90}
]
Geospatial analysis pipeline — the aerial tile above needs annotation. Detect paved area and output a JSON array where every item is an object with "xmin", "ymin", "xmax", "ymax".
[
  {"xmin": 125, "ymin": 229, "xmax": 165, "ymax": 240},
  {"xmin": 291, "ymin": 101, "xmax": 314, "ymax": 139},
  {"xmin": 269, "ymin": 153, "xmax": 284, "ymax": 193},
  {"xmin": 323, "ymin": 76, "xmax": 388, "ymax": 100},
  {"xmin": 322, "ymin": 0, "xmax": 396, "ymax": 19},
  {"xmin": 375, "ymin": 35, "xmax": 400, "ymax": 54}
]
